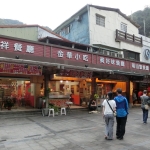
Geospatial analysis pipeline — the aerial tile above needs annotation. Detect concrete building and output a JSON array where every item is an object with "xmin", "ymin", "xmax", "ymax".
[{"xmin": 54, "ymin": 5, "xmax": 142, "ymax": 61}]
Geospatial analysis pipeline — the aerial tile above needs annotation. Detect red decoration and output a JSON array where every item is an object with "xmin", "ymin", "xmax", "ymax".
[{"xmin": 0, "ymin": 62, "xmax": 42, "ymax": 75}]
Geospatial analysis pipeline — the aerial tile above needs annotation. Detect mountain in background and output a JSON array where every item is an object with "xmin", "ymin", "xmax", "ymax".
[
  {"xmin": 129, "ymin": 6, "xmax": 150, "ymax": 37},
  {"xmin": 0, "ymin": 18, "xmax": 52, "ymax": 31},
  {"xmin": 0, "ymin": 18, "xmax": 24, "ymax": 25}
]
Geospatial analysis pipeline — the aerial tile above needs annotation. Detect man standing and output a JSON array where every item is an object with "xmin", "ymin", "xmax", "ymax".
[{"xmin": 114, "ymin": 88, "xmax": 129, "ymax": 140}]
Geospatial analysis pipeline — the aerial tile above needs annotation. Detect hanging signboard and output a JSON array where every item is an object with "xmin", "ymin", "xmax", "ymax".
[
  {"xmin": 0, "ymin": 62, "xmax": 42, "ymax": 75},
  {"xmin": 56, "ymin": 69, "xmax": 93, "ymax": 78}
]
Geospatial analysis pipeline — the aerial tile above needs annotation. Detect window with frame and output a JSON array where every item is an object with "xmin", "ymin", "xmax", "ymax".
[
  {"xmin": 96, "ymin": 14, "xmax": 105, "ymax": 27},
  {"xmin": 124, "ymin": 50, "xmax": 140, "ymax": 61},
  {"xmin": 120, "ymin": 23, "xmax": 127, "ymax": 32}
]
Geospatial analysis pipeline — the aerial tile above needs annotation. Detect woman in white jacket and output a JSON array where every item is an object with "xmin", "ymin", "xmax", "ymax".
[{"xmin": 102, "ymin": 92, "xmax": 116, "ymax": 140}]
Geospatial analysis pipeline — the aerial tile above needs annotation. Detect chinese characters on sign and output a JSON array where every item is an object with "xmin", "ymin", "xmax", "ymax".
[
  {"xmin": 0, "ymin": 41, "xmax": 9, "ymax": 49},
  {"xmin": 26, "ymin": 45, "xmax": 34, "ymax": 53},
  {"xmin": 58, "ymin": 50, "xmax": 64, "ymax": 58},
  {"xmin": 99, "ymin": 57, "xmax": 125, "ymax": 67},
  {"xmin": 67, "ymin": 52, "xmax": 72, "ymax": 59},
  {"xmin": 57, "ymin": 50, "xmax": 89, "ymax": 62},
  {"xmin": 0, "ymin": 62, "xmax": 42, "ymax": 75},
  {"xmin": 131, "ymin": 63, "xmax": 149, "ymax": 71},
  {"xmin": 57, "ymin": 69, "xmax": 93, "ymax": 78},
  {"xmin": 14, "ymin": 43, "xmax": 22, "ymax": 51},
  {"xmin": 0, "ymin": 40, "xmax": 34, "ymax": 53}
]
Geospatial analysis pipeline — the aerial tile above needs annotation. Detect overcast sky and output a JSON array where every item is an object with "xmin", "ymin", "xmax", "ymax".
[{"xmin": 1, "ymin": 0, "xmax": 150, "ymax": 30}]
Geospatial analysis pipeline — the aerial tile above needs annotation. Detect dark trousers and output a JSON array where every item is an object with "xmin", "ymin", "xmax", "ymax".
[
  {"xmin": 116, "ymin": 116, "xmax": 127, "ymax": 138},
  {"xmin": 89, "ymin": 106, "xmax": 96, "ymax": 111},
  {"xmin": 142, "ymin": 108, "xmax": 148, "ymax": 123}
]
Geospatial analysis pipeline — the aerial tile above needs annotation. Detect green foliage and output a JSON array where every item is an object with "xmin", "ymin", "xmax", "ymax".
[
  {"xmin": 94, "ymin": 94, "xmax": 99, "ymax": 99},
  {"xmin": 129, "ymin": 7, "xmax": 150, "ymax": 37},
  {"xmin": 48, "ymin": 103, "xmax": 59, "ymax": 112}
]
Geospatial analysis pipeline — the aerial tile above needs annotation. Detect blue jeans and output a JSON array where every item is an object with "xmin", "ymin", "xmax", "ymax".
[{"xmin": 142, "ymin": 108, "xmax": 148, "ymax": 123}]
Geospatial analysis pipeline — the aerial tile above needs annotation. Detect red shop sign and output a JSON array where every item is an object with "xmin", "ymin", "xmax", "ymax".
[{"xmin": 0, "ymin": 62, "xmax": 42, "ymax": 75}]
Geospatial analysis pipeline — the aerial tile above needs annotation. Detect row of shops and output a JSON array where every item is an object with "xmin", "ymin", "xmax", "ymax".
[{"xmin": 0, "ymin": 35, "xmax": 150, "ymax": 111}]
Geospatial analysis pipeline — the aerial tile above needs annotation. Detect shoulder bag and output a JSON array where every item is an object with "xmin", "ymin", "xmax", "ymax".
[
  {"xmin": 141, "ymin": 96, "xmax": 149, "ymax": 110},
  {"xmin": 106, "ymin": 99, "xmax": 117, "ymax": 117}
]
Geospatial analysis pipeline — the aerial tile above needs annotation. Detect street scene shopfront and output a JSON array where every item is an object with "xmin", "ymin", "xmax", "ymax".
[
  {"xmin": 0, "ymin": 62, "xmax": 42, "ymax": 110},
  {"xmin": 0, "ymin": 35, "xmax": 150, "ymax": 111}
]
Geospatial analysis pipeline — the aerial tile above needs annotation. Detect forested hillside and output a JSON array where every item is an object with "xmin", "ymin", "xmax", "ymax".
[
  {"xmin": 0, "ymin": 19, "xmax": 24, "ymax": 25},
  {"xmin": 130, "ymin": 6, "xmax": 150, "ymax": 37},
  {"xmin": 0, "ymin": 18, "xmax": 52, "ymax": 31}
]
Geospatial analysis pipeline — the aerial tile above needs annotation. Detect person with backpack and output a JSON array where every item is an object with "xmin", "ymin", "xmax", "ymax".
[{"xmin": 114, "ymin": 88, "xmax": 129, "ymax": 140}]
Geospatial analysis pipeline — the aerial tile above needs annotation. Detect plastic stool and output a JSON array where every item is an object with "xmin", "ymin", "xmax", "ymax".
[
  {"xmin": 61, "ymin": 107, "xmax": 66, "ymax": 115},
  {"xmin": 48, "ymin": 108, "xmax": 55, "ymax": 117}
]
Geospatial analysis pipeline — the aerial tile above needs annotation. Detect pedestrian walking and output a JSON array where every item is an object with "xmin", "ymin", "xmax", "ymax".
[
  {"xmin": 102, "ymin": 91, "xmax": 116, "ymax": 140},
  {"xmin": 114, "ymin": 88, "xmax": 129, "ymax": 140},
  {"xmin": 140, "ymin": 90, "xmax": 149, "ymax": 124}
]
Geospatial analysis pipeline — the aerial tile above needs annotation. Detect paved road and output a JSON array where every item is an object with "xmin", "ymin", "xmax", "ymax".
[{"xmin": 0, "ymin": 108, "xmax": 150, "ymax": 150}]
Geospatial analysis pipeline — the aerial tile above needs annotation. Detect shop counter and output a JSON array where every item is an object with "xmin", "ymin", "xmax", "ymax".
[
  {"xmin": 48, "ymin": 98, "xmax": 69, "ymax": 107},
  {"xmin": 49, "ymin": 91, "xmax": 70, "ymax": 107}
]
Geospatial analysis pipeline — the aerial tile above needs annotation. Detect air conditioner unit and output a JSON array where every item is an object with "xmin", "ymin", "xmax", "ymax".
[
  {"xmin": 75, "ymin": 16, "xmax": 82, "ymax": 22},
  {"xmin": 111, "ymin": 52, "xmax": 118, "ymax": 57},
  {"xmin": 117, "ymin": 54, "xmax": 123, "ymax": 58}
]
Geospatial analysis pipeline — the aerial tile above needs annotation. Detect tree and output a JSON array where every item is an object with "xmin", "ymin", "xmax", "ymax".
[{"xmin": 129, "ymin": 7, "xmax": 150, "ymax": 37}]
